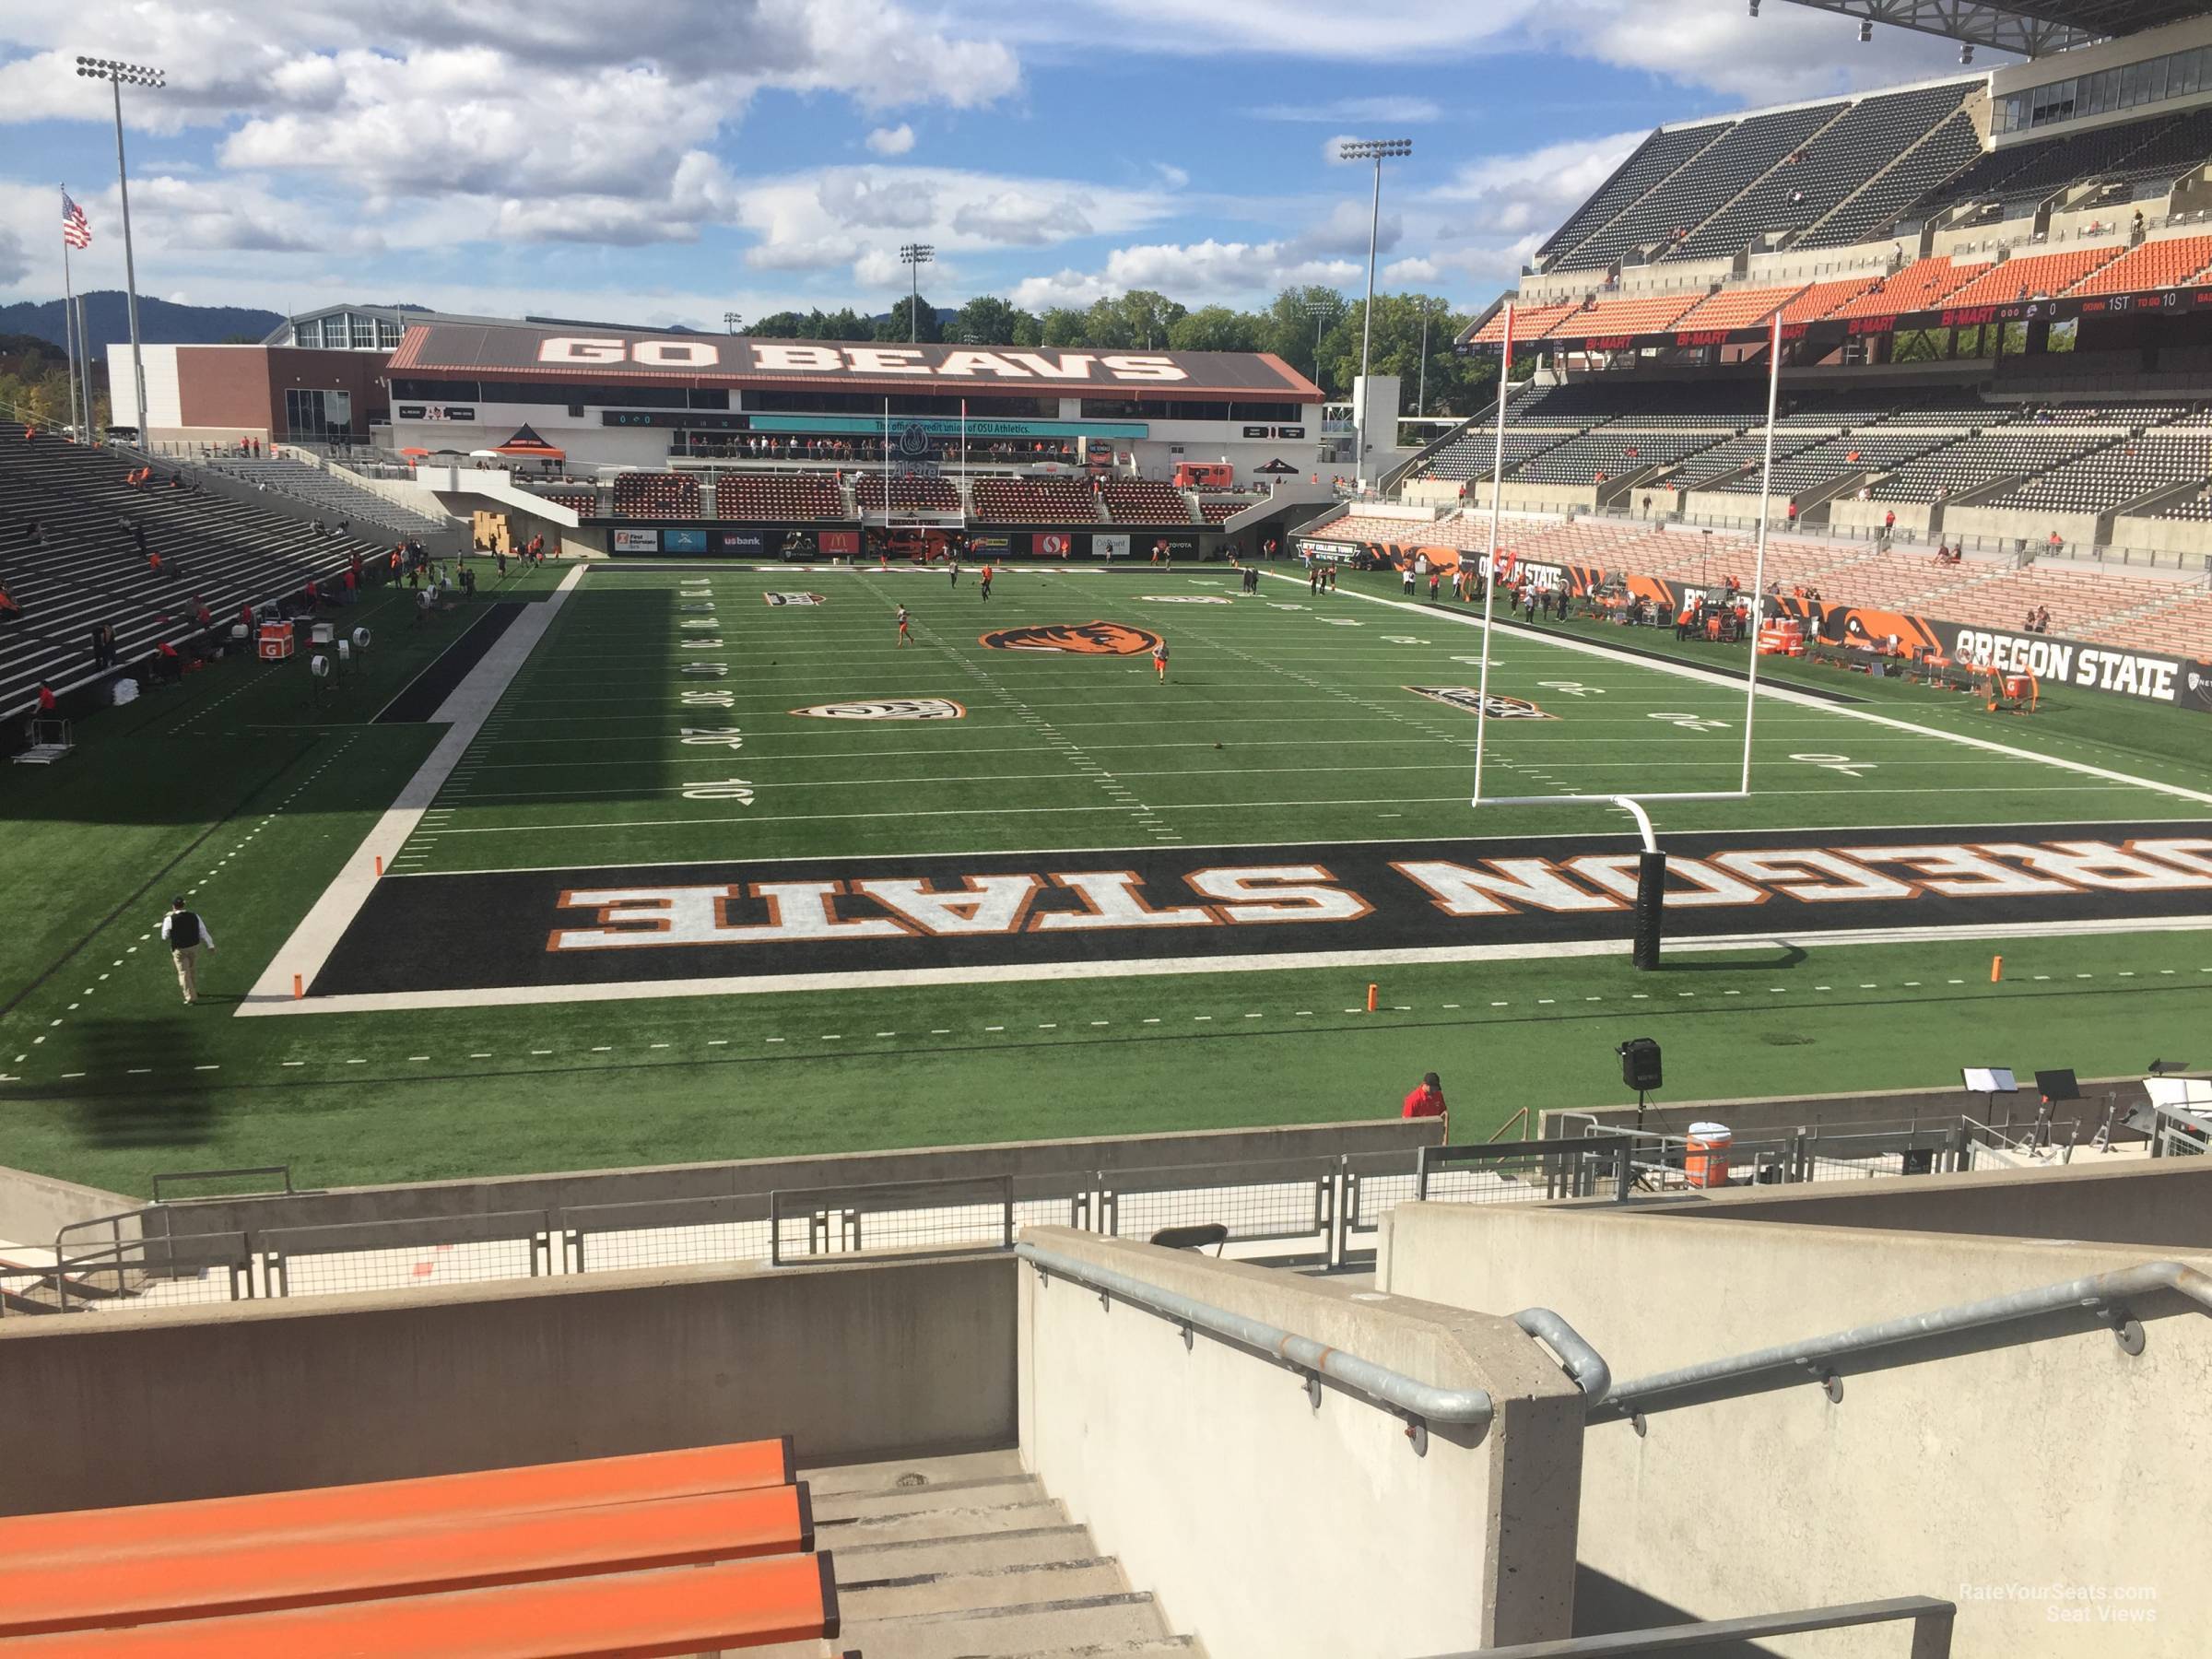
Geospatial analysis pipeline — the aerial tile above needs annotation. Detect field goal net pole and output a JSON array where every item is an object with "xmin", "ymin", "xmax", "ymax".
[{"xmin": 1467, "ymin": 310, "xmax": 1788, "ymax": 969}]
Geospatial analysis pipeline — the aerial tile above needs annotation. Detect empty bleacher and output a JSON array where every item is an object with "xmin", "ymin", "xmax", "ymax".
[
  {"xmin": 712, "ymin": 473, "xmax": 845, "ymax": 522},
  {"xmin": 1540, "ymin": 293, "xmax": 1701, "ymax": 340},
  {"xmin": 1197, "ymin": 498, "xmax": 1246, "ymax": 524},
  {"xmin": 1535, "ymin": 124, "xmax": 1730, "ymax": 266},
  {"xmin": 1830, "ymin": 257, "xmax": 1975, "ymax": 318},
  {"xmin": 1512, "ymin": 428, "xmax": 1731, "ymax": 486},
  {"xmin": 1099, "ymin": 480, "xmax": 1195, "ymax": 524},
  {"xmin": 2, "ymin": 427, "xmax": 382, "ymax": 718},
  {"xmin": 534, "ymin": 488, "xmax": 599, "ymax": 517},
  {"xmin": 2067, "ymin": 232, "xmax": 2212, "ymax": 295},
  {"xmin": 1711, "ymin": 431, "xmax": 1954, "ymax": 497},
  {"xmin": 610, "ymin": 472, "xmax": 700, "ymax": 519},
  {"xmin": 1800, "ymin": 110, "xmax": 1985, "ymax": 250},
  {"xmin": 1940, "ymin": 246, "xmax": 2121, "ymax": 308},
  {"xmin": 1913, "ymin": 110, "xmax": 2189, "ymax": 218},
  {"xmin": 1562, "ymin": 102, "xmax": 1847, "ymax": 270},
  {"xmin": 1672, "ymin": 83, "xmax": 1971, "ymax": 262},
  {"xmin": 1867, "ymin": 429, "xmax": 2103, "ymax": 501},
  {"xmin": 969, "ymin": 477, "xmax": 1102, "ymax": 523},
  {"xmin": 212, "ymin": 458, "xmax": 453, "ymax": 535},
  {"xmin": 853, "ymin": 474, "xmax": 960, "ymax": 514},
  {"xmin": 0, "ymin": 1437, "xmax": 835, "ymax": 1653}
]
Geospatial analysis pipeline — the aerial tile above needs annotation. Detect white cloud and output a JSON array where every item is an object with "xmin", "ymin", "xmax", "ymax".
[
  {"xmin": 866, "ymin": 123, "xmax": 916, "ymax": 156},
  {"xmin": 1291, "ymin": 199, "xmax": 1399, "ymax": 261},
  {"xmin": 1008, "ymin": 267, "xmax": 1112, "ymax": 311},
  {"xmin": 1382, "ymin": 255, "xmax": 1440, "ymax": 285},
  {"xmin": 1009, "ymin": 237, "xmax": 1363, "ymax": 308},
  {"xmin": 1430, "ymin": 129, "xmax": 1646, "ymax": 236},
  {"xmin": 737, "ymin": 166, "xmax": 1168, "ymax": 272},
  {"xmin": 0, "ymin": 228, "xmax": 27, "ymax": 288},
  {"xmin": 1155, "ymin": 162, "xmax": 1190, "ymax": 189}
]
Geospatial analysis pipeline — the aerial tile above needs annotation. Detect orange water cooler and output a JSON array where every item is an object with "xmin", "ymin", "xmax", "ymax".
[
  {"xmin": 1685, "ymin": 1121, "xmax": 1734, "ymax": 1188},
  {"xmin": 257, "ymin": 620, "xmax": 295, "ymax": 662}
]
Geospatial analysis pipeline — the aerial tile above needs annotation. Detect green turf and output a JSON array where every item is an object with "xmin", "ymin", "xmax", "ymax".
[{"xmin": 1, "ymin": 557, "xmax": 2206, "ymax": 1197}]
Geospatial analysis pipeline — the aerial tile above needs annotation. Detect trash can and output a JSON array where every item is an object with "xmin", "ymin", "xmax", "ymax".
[{"xmin": 1686, "ymin": 1121, "xmax": 1733, "ymax": 1188}]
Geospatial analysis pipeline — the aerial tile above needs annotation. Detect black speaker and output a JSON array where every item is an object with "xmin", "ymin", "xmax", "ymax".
[{"xmin": 1618, "ymin": 1037, "xmax": 1662, "ymax": 1092}]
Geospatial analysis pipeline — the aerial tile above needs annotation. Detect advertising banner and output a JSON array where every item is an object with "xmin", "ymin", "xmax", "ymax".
[
  {"xmin": 663, "ymin": 528, "xmax": 708, "ymax": 553},
  {"xmin": 818, "ymin": 530, "xmax": 862, "ymax": 556},
  {"xmin": 1094, "ymin": 533, "xmax": 1132, "ymax": 558},
  {"xmin": 712, "ymin": 530, "xmax": 766, "ymax": 556},
  {"xmin": 611, "ymin": 528, "xmax": 658, "ymax": 554}
]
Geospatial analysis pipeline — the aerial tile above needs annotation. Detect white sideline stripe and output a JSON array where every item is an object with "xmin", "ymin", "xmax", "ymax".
[
  {"xmin": 245, "ymin": 566, "xmax": 589, "ymax": 1005},
  {"xmin": 235, "ymin": 912, "xmax": 2212, "ymax": 1018},
  {"xmin": 1264, "ymin": 572, "xmax": 2212, "ymax": 808}
]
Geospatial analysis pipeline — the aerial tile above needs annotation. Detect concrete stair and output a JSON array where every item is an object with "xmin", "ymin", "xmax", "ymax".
[{"xmin": 757, "ymin": 1449, "xmax": 1201, "ymax": 1659}]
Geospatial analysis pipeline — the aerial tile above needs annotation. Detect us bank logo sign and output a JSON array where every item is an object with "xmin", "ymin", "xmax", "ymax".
[{"xmin": 305, "ymin": 825, "xmax": 2212, "ymax": 1003}]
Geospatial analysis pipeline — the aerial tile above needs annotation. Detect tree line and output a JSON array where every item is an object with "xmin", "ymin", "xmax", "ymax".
[
  {"xmin": 745, "ymin": 287, "xmax": 1500, "ymax": 418},
  {"xmin": 0, "ymin": 335, "xmax": 106, "ymax": 431}
]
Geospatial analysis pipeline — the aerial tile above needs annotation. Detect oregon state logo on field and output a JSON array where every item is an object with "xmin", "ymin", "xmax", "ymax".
[{"xmin": 980, "ymin": 621, "xmax": 1162, "ymax": 655}]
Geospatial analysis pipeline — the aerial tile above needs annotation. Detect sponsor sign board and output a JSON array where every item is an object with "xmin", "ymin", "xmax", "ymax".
[
  {"xmin": 818, "ymin": 530, "xmax": 862, "ymax": 556},
  {"xmin": 790, "ymin": 698, "xmax": 966, "ymax": 721},
  {"xmin": 308, "ymin": 823, "xmax": 2212, "ymax": 999},
  {"xmin": 1036, "ymin": 532, "xmax": 1074, "ymax": 557},
  {"xmin": 663, "ymin": 528, "xmax": 708, "ymax": 554},
  {"xmin": 1095, "ymin": 533, "xmax": 1132, "ymax": 559},
  {"xmin": 395, "ymin": 405, "xmax": 476, "ymax": 421},
  {"xmin": 980, "ymin": 622, "xmax": 1163, "ymax": 654},
  {"xmin": 611, "ymin": 528, "xmax": 658, "ymax": 554},
  {"xmin": 715, "ymin": 530, "xmax": 767, "ymax": 556}
]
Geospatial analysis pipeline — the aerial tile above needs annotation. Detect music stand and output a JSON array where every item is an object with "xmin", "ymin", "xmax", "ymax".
[{"xmin": 1961, "ymin": 1066, "xmax": 2018, "ymax": 1129}]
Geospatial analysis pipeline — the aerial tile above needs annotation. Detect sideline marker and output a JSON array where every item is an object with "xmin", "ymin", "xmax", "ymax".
[
  {"xmin": 374, "ymin": 854, "xmax": 383, "ymax": 877},
  {"xmin": 1367, "ymin": 982, "xmax": 1379, "ymax": 1013},
  {"xmin": 291, "ymin": 973, "xmax": 302, "ymax": 1000},
  {"xmin": 1990, "ymin": 955, "xmax": 2003, "ymax": 983}
]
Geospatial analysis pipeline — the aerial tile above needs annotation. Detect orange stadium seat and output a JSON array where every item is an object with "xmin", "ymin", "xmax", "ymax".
[
  {"xmin": 0, "ymin": 1438, "xmax": 795, "ymax": 1565},
  {"xmin": 2, "ymin": 1554, "xmax": 838, "ymax": 1658},
  {"xmin": 610, "ymin": 472, "xmax": 700, "ymax": 518},
  {"xmin": 1100, "ymin": 481, "xmax": 1194, "ymax": 524},
  {"xmin": 2066, "ymin": 233, "xmax": 2212, "ymax": 297},
  {"xmin": 1780, "ymin": 276, "xmax": 1878, "ymax": 322},
  {"xmin": 713, "ymin": 473, "xmax": 844, "ymax": 522},
  {"xmin": 1830, "ymin": 258, "xmax": 1972, "ymax": 318},
  {"xmin": 1670, "ymin": 284, "xmax": 1802, "ymax": 332},
  {"xmin": 854, "ymin": 474, "xmax": 960, "ymax": 513},
  {"xmin": 0, "ymin": 1483, "xmax": 812, "ymax": 1637},
  {"xmin": 1939, "ymin": 245, "xmax": 2121, "ymax": 309},
  {"xmin": 1468, "ymin": 301, "xmax": 1579, "ymax": 346},
  {"xmin": 970, "ymin": 478, "xmax": 1102, "ymax": 523},
  {"xmin": 1541, "ymin": 292, "xmax": 1703, "ymax": 339}
]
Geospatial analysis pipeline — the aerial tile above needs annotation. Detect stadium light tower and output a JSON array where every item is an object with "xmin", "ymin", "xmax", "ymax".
[
  {"xmin": 1338, "ymin": 138, "xmax": 1411, "ymax": 490},
  {"xmin": 76, "ymin": 55, "xmax": 164, "ymax": 444},
  {"xmin": 899, "ymin": 243, "xmax": 935, "ymax": 343},
  {"xmin": 724, "ymin": 311, "xmax": 743, "ymax": 334}
]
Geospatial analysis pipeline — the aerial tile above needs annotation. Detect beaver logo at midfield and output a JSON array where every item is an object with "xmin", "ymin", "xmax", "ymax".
[{"xmin": 980, "ymin": 621, "xmax": 1163, "ymax": 654}]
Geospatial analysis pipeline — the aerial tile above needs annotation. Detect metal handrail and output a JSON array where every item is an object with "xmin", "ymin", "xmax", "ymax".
[
  {"xmin": 1017, "ymin": 1241, "xmax": 1614, "ymax": 1431},
  {"xmin": 1590, "ymin": 1260, "xmax": 2212, "ymax": 1424},
  {"xmin": 1412, "ymin": 1594, "xmax": 1954, "ymax": 1657}
]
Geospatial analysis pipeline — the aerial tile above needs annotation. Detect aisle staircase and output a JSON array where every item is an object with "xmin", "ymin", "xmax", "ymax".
[{"xmin": 763, "ymin": 1449, "xmax": 1201, "ymax": 1659}]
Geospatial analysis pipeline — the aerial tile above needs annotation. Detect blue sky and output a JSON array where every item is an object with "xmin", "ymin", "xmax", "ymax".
[{"xmin": 0, "ymin": 2, "xmax": 1989, "ymax": 328}]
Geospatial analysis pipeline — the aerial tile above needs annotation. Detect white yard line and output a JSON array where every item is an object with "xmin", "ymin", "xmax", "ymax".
[
  {"xmin": 1265, "ymin": 572, "xmax": 2212, "ymax": 809},
  {"xmin": 236, "ymin": 912, "xmax": 2212, "ymax": 1018},
  {"xmin": 243, "ymin": 567, "xmax": 588, "ymax": 1006}
]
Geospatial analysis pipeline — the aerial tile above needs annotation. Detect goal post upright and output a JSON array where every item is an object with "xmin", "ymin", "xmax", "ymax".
[
  {"xmin": 1471, "ymin": 301, "xmax": 1514, "ymax": 807},
  {"xmin": 1741, "ymin": 306, "xmax": 1785, "ymax": 794}
]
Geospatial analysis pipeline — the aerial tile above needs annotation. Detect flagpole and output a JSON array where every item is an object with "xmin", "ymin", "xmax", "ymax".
[
  {"xmin": 78, "ymin": 296, "xmax": 97, "ymax": 442},
  {"xmin": 60, "ymin": 187, "xmax": 83, "ymax": 441},
  {"xmin": 1471, "ymin": 301, "xmax": 1514, "ymax": 807},
  {"xmin": 1740, "ymin": 307, "xmax": 1784, "ymax": 794}
]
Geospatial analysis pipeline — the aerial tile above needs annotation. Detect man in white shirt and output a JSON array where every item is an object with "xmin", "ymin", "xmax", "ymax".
[{"xmin": 159, "ymin": 897, "xmax": 216, "ymax": 1006}]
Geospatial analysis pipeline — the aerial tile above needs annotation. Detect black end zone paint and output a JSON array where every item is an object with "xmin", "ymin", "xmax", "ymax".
[
  {"xmin": 374, "ymin": 603, "xmax": 525, "ymax": 724},
  {"xmin": 309, "ymin": 821, "xmax": 2212, "ymax": 997}
]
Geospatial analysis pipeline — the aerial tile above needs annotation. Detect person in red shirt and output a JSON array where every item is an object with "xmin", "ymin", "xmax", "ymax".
[
  {"xmin": 1401, "ymin": 1072, "xmax": 1447, "ymax": 1127},
  {"xmin": 37, "ymin": 683, "xmax": 56, "ymax": 713}
]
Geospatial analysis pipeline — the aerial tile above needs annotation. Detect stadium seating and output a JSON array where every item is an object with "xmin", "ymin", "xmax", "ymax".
[
  {"xmin": 1867, "ymin": 429, "xmax": 2102, "ymax": 501},
  {"xmin": 1672, "ymin": 83, "xmax": 1971, "ymax": 262},
  {"xmin": 712, "ymin": 473, "xmax": 844, "ymax": 522},
  {"xmin": 969, "ymin": 478, "xmax": 1103, "ymax": 523},
  {"xmin": 1780, "ymin": 276, "xmax": 1879, "ymax": 322},
  {"xmin": 1540, "ymin": 293, "xmax": 1702, "ymax": 339},
  {"xmin": 1664, "ymin": 433, "xmax": 1822, "ymax": 490},
  {"xmin": 1536, "ymin": 124, "xmax": 1729, "ymax": 266},
  {"xmin": 1099, "ymin": 480, "xmax": 1197, "ymax": 524},
  {"xmin": 1197, "ymin": 498, "xmax": 1246, "ymax": 523},
  {"xmin": 853, "ymin": 474, "xmax": 960, "ymax": 514},
  {"xmin": 1563, "ymin": 102, "xmax": 1847, "ymax": 271},
  {"xmin": 1830, "ymin": 257, "xmax": 1975, "ymax": 317},
  {"xmin": 1512, "ymin": 429, "xmax": 1731, "ymax": 486},
  {"xmin": 2065, "ymin": 232, "xmax": 2212, "ymax": 295},
  {"xmin": 534, "ymin": 488, "xmax": 598, "ymax": 517},
  {"xmin": 1, "ymin": 427, "xmax": 381, "ymax": 718},
  {"xmin": 1799, "ymin": 110, "xmax": 1986, "ymax": 251},
  {"xmin": 1671, "ymin": 285, "xmax": 1801, "ymax": 333},
  {"xmin": 1711, "ymin": 431, "xmax": 1955, "ymax": 497},
  {"xmin": 1914, "ymin": 111, "xmax": 2188, "ymax": 218},
  {"xmin": 213, "ymin": 458, "xmax": 453, "ymax": 535},
  {"xmin": 1467, "ymin": 301, "xmax": 1580, "ymax": 346},
  {"xmin": 1940, "ymin": 246, "xmax": 2122, "ymax": 308},
  {"xmin": 610, "ymin": 472, "xmax": 700, "ymax": 518}
]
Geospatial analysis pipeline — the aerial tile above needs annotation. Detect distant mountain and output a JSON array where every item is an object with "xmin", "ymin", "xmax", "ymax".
[{"xmin": 0, "ymin": 292, "xmax": 286, "ymax": 354}]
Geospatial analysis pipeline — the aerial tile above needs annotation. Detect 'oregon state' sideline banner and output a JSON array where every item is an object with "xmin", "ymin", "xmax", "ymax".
[{"xmin": 310, "ymin": 821, "xmax": 2212, "ymax": 996}]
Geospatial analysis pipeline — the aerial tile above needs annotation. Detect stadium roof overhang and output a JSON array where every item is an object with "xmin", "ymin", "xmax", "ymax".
[
  {"xmin": 387, "ymin": 322, "xmax": 1325, "ymax": 403},
  {"xmin": 1783, "ymin": 0, "xmax": 2207, "ymax": 56}
]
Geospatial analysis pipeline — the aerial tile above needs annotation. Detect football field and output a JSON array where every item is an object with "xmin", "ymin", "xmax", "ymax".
[{"xmin": 5, "ymin": 558, "xmax": 2210, "ymax": 1194}]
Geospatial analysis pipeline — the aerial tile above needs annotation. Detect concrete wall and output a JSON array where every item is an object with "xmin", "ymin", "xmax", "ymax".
[
  {"xmin": 0, "ymin": 1163, "xmax": 135, "ymax": 1251},
  {"xmin": 152, "ymin": 1120, "xmax": 1441, "ymax": 1241},
  {"xmin": 0, "ymin": 1253, "xmax": 1014, "ymax": 1517},
  {"xmin": 2107, "ymin": 512, "xmax": 2212, "ymax": 559},
  {"xmin": 1652, "ymin": 1158, "xmax": 2212, "ymax": 1250},
  {"xmin": 1018, "ymin": 1226, "xmax": 1583, "ymax": 1659},
  {"xmin": 1379, "ymin": 1203, "xmax": 2212, "ymax": 1656}
]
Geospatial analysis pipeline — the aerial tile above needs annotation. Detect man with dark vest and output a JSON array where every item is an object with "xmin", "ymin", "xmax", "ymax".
[{"xmin": 159, "ymin": 896, "xmax": 216, "ymax": 1006}]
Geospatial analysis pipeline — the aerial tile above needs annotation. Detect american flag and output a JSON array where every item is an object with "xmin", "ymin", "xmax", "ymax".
[{"xmin": 62, "ymin": 194, "xmax": 91, "ymax": 250}]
